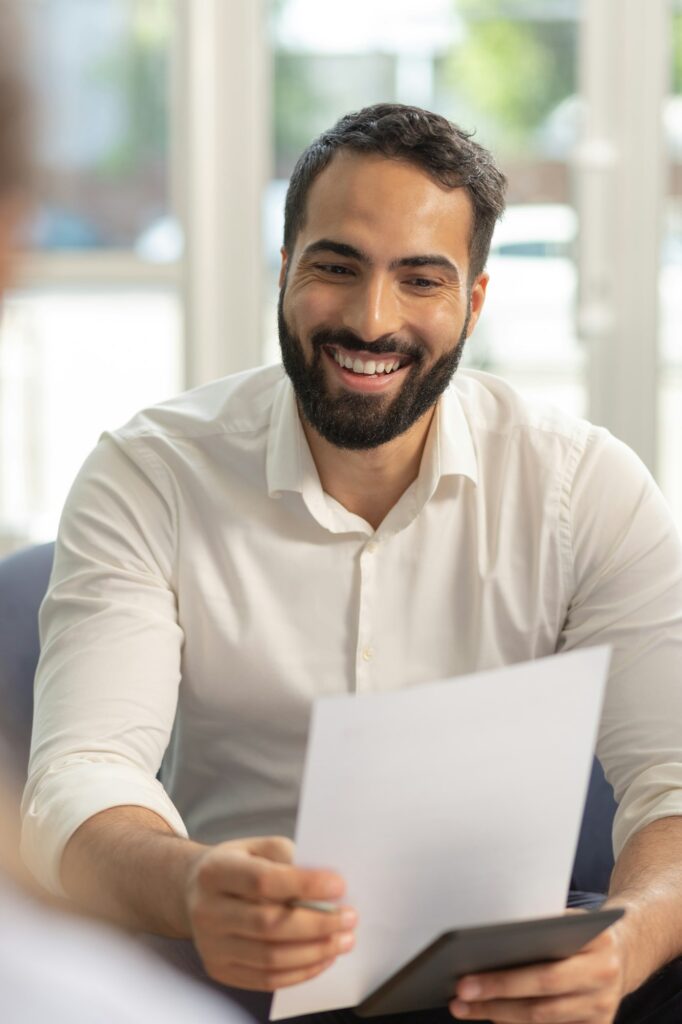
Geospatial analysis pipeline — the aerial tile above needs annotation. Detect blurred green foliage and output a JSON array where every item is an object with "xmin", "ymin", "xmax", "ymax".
[
  {"xmin": 93, "ymin": 0, "xmax": 171, "ymax": 178},
  {"xmin": 273, "ymin": 53, "xmax": 395, "ymax": 175},
  {"xmin": 273, "ymin": 54, "xmax": 320, "ymax": 169},
  {"xmin": 441, "ymin": 1, "xmax": 575, "ymax": 152},
  {"xmin": 272, "ymin": 0, "xmax": 576, "ymax": 171}
]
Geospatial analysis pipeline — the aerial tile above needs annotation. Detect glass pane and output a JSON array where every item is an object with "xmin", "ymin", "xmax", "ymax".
[
  {"xmin": 23, "ymin": 0, "xmax": 178, "ymax": 254},
  {"xmin": 659, "ymin": 1, "xmax": 682, "ymax": 528},
  {"xmin": 266, "ymin": 0, "xmax": 583, "ymax": 416},
  {"xmin": 0, "ymin": 289, "xmax": 182, "ymax": 544}
]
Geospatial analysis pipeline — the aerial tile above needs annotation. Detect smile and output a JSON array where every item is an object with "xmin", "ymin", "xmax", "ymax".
[{"xmin": 326, "ymin": 345, "xmax": 413, "ymax": 377}]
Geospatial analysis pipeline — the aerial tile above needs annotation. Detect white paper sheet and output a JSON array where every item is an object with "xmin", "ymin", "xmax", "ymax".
[{"xmin": 271, "ymin": 646, "xmax": 611, "ymax": 1020}]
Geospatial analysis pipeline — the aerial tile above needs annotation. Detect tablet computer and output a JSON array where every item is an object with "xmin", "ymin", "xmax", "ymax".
[{"xmin": 355, "ymin": 907, "xmax": 624, "ymax": 1018}]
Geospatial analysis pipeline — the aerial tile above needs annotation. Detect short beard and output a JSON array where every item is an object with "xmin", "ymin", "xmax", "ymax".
[{"xmin": 277, "ymin": 292, "xmax": 470, "ymax": 451}]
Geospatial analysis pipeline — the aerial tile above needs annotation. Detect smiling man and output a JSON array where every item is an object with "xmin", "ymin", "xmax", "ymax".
[
  {"xmin": 22, "ymin": 105, "xmax": 682, "ymax": 1023},
  {"xmin": 276, "ymin": 148, "xmax": 488, "ymax": 532},
  {"xmin": 278, "ymin": 152, "xmax": 483, "ymax": 455}
]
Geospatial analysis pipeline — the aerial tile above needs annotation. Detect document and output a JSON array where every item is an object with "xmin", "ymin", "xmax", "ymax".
[{"xmin": 271, "ymin": 646, "xmax": 611, "ymax": 1020}]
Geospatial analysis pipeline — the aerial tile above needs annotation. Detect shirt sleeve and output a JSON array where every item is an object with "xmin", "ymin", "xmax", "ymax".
[
  {"xmin": 558, "ymin": 428, "xmax": 682, "ymax": 859},
  {"xmin": 21, "ymin": 433, "xmax": 188, "ymax": 896}
]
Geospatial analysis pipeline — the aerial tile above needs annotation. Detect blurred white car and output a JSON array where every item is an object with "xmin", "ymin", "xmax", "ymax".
[{"xmin": 466, "ymin": 203, "xmax": 579, "ymax": 373}]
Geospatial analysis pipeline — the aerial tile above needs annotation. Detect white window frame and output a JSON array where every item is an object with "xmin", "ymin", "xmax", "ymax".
[
  {"xmin": 12, "ymin": 0, "xmax": 270, "ymax": 390},
  {"xmin": 577, "ymin": 0, "xmax": 670, "ymax": 472},
  {"xmin": 176, "ymin": 0, "xmax": 270, "ymax": 387},
  {"xmin": 9, "ymin": 0, "xmax": 673, "ymax": 478}
]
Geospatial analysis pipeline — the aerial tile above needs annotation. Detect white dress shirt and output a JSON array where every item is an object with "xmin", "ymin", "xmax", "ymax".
[{"xmin": 21, "ymin": 365, "xmax": 682, "ymax": 895}]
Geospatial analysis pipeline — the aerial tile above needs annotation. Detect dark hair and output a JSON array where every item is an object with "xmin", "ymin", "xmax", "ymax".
[
  {"xmin": 283, "ymin": 103, "xmax": 507, "ymax": 282},
  {"xmin": 0, "ymin": 1, "xmax": 31, "ymax": 202}
]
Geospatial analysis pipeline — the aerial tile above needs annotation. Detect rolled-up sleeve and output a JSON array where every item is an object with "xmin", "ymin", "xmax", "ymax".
[
  {"xmin": 21, "ymin": 433, "xmax": 187, "ymax": 896},
  {"xmin": 558, "ymin": 430, "xmax": 682, "ymax": 859}
]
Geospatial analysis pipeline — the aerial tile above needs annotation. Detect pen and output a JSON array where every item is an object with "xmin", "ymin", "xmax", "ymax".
[{"xmin": 289, "ymin": 899, "xmax": 339, "ymax": 913}]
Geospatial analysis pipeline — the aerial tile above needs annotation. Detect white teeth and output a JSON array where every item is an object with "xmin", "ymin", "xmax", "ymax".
[{"xmin": 332, "ymin": 348, "xmax": 404, "ymax": 375}]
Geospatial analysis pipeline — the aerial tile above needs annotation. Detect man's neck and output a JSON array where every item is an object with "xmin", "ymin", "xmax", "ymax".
[{"xmin": 300, "ymin": 408, "xmax": 436, "ymax": 531}]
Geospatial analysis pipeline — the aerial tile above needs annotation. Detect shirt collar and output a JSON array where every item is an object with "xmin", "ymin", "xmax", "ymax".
[
  {"xmin": 267, "ymin": 377, "xmax": 368, "ymax": 532},
  {"xmin": 266, "ymin": 375, "xmax": 302, "ymax": 499},
  {"xmin": 433, "ymin": 381, "xmax": 478, "ymax": 484},
  {"xmin": 266, "ymin": 375, "xmax": 479, "ymax": 512}
]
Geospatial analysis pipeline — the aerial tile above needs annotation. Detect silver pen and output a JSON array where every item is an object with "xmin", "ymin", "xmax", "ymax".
[{"xmin": 289, "ymin": 899, "xmax": 339, "ymax": 913}]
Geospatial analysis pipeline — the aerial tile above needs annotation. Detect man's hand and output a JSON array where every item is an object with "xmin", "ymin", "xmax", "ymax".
[
  {"xmin": 449, "ymin": 920, "xmax": 626, "ymax": 1023},
  {"xmin": 185, "ymin": 836, "xmax": 357, "ymax": 991}
]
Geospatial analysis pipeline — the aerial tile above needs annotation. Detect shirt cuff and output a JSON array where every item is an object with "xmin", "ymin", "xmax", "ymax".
[
  {"xmin": 612, "ymin": 762, "xmax": 682, "ymax": 858},
  {"xmin": 21, "ymin": 758, "xmax": 188, "ymax": 897}
]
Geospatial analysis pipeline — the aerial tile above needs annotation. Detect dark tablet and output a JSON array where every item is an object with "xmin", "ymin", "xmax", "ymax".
[{"xmin": 355, "ymin": 907, "xmax": 624, "ymax": 1018}]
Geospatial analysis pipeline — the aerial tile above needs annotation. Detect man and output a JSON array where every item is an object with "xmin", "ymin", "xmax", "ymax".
[{"xmin": 22, "ymin": 104, "xmax": 682, "ymax": 1023}]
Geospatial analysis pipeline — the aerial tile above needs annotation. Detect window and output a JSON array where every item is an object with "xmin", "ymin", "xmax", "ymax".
[
  {"xmin": 2, "ymin": 1, "xmax": 680, "ymax": 546},
  {"xmin": 0, "ymin": 0, "xmax": 181, "ymax": 548},
  {"xmin": 26, "ymin": 0, "xmax": 176, "ymax": 254}
]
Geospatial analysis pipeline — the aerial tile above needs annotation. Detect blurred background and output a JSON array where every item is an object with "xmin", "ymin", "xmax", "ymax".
[{"xmin": 0, "ymin": 0, "xmax": 680, "ymax": 550}]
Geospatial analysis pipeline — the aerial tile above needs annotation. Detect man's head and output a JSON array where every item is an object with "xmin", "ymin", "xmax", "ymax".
[
  {"xmin": 284, "ymin": 103, "xmax": 507, "ymax": 286},
  {"xmin": 0, "ymin": 0, "xmax": 31, "ymax": 292},
  {"xmin": 278, "ymin": 104, "xmax": 507, "ymax": 451}
]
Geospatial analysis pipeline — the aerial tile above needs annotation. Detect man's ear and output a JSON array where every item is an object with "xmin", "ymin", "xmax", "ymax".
[
  {"xmin": 466, "ymin": 272, "xmax": 489, "ymax": 337},
  {"xmin": 279, "ymin": 247, "xmax": 289, "ymax": 290}
]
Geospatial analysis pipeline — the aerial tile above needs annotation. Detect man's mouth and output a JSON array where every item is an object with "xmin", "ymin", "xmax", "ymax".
[{"xmin": 325, "ymin": 344, "xmax": 413, "ymax": 377}]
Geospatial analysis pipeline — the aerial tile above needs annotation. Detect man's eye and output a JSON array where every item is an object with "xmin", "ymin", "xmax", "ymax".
[
  {"xmin": 408, "ymin": 277, "xmax": 439, "ymax": 289},
  {"xmin": 316, "ymin": 263, "xmax": 352, "ymax": 276}
]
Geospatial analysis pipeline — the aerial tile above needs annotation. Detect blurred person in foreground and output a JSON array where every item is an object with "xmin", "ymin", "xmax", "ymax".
[
  {"xmin": 0, "ymin": 4, "xmax": 254, "ymax": 1020},
  {"xmin": 21, "ymin": 98, "xmax": 682, "ymax": 1024}
]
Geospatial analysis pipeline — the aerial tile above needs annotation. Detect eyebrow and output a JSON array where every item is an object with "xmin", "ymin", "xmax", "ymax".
[{"xmin": 300, "ymin": 238, "xmax": 461, "ymax": 285}]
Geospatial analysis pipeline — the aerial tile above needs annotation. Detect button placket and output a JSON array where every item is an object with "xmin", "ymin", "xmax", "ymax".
[{"xmin": 355, "ymin": 540, "xmax": 379, "ymax": 691}]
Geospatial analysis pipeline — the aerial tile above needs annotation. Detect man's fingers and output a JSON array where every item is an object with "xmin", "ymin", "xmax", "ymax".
[
  {"xmin": 188, "ymin": 836, "xmax": 355, "ymax": 997},
  {"xmin": 450, "ymin": 936, "xmax": 623, "ymax": 1023},
  {"xmin": 455, "ymin": 942, "xmax": 619, "ymax": 1001},
  {"xmin": 456, "ymin": 962, "xmax": 593, "ymax": 1002},
  {"xmin": 220, "ymin": 931, "xmax": 355, "ymax": 972},
  {"xmin": 211, "ymin": 956, "xmax": 337, "ymax": 992},
  {"xmin": 450, "ymin": 992, "xmax": 606, "ymax": 1021},
  {"xmin": 221, "ymin": 894, "xmax": 357, "ymax": 942},
  {"xmin": 202, "ymin": 846, "xmax": 344, "ymax": 905}
]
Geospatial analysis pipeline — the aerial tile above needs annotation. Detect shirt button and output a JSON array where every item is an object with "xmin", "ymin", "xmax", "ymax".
[
  {"xmin": 361, "ymin": 647, "xmax": 374, "ymax": 662},
  {"xmin": 366, "ymin": 541, "xmax": 378, "ymax": 554}
]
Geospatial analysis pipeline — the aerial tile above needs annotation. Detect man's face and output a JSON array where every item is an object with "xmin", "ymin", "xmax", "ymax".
[{"xmin": 278, "ymin": 151, "xmax": 488, "ymax": 450}]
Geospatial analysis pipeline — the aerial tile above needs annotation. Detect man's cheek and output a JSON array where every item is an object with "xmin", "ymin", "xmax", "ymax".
[{"xmin": 294, "ymin": 283, "xmax": 345, "ymax": 328}]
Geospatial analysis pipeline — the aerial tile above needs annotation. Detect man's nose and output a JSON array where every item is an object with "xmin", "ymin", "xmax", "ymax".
[{"xmin": 340, "ymin": 275, "xmax": 403, "ymax": 344}]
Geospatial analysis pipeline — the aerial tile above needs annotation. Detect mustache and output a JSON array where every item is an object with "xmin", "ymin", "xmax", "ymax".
[{"xmin": 310, "ymin": 327, "xmax": 425, "ymax": 363}]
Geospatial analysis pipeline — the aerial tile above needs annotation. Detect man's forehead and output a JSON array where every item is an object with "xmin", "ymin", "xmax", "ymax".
[
  {"xmin": 307, "ymin": 150, "xmax": 469, "ymax": 209},
  {"xmin": 297, "ymin": 150, "xmax": 473, "ymax": 256}
]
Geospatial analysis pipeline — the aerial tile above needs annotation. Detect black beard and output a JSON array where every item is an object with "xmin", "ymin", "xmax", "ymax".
[{"xmin": 277, "ymin": 292, "xmax": 470, "ymax": 451}]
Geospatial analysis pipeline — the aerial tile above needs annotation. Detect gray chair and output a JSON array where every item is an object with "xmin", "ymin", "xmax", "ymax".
[
  {"xmin": 571, "ymin": 758, "xmax": 617, "ymax": 894},
  {"xmin": 0, "ymin": 543, "xmax": 617, "ymax": 893},
  {"xmin": 0, "ymin": 542, "xmax": 54, "ymax": 777}
]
